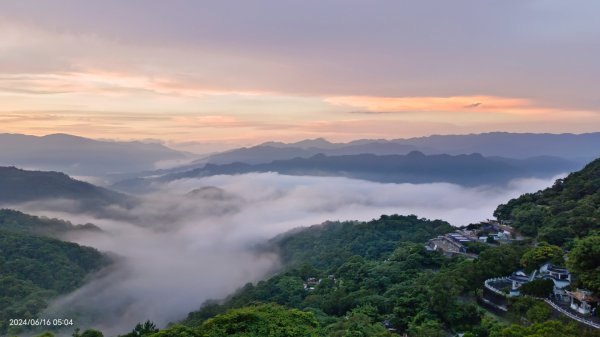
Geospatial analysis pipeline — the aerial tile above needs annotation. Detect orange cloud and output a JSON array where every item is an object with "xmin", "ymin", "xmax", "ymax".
[
  {"xmin": 0, "ymin": 71, "xmax": 272, "ymax": 98},
  {"xmin": 324, "ymin": 95, "xmax": 548, "ymax": 115}
]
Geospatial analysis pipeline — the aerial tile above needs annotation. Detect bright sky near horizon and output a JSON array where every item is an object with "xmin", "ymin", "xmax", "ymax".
[{"xmin": 1, "ymin": 1, "xmax": 599, "ymax": 151}]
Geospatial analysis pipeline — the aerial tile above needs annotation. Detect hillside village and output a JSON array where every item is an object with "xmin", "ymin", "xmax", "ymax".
[
  {"xmin": 426, "ymin": 220, "xmax": 520, "ymax": 257},
  {"xmin": 425, "ymin": 218, "xmax": 600, "ymax": 330}
]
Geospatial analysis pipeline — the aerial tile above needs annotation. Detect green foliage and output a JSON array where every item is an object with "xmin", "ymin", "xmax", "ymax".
[
  {"xmin": 34, "ymin": 333, "xmax": 56, "ymax": 337},
  {"xmin": 567, "ymin": 235, "xmax": 600, "ymax": 293},
  {"xmin": 492, "ymin": 320, "xmax": 598, "ymax": 337},
  {"xmin": 469, "ymin": 243, "xmax": 530, "ymax": 288},
  {"xmin": 465, "ymin": 241, "xmax": 490, "ymax": 254},
  {"xmin": 507, "ymin": 297, "xmax": 551, "ymax": 324},
  {"xmin": 520, "ymin": 243, "xmax": 564, "ymax": 272},
  {"xmin": 524, "ymin": 302, "xmax": 551, "ymax": 323},
  {"xmin": 181, "ymin": 220, "xmax": 531, "ymax": 335},
  {"xmin": 325, "ymin": 307, "xmax": 393, "ymax": 337},
  {"xmin": 407, "ymin": 319, "xmax": 446, "ymax": 337},
  {"xmin": 272, "ymin": 214, "xmax": 454, "ymax": 270},
  {"xmin": 0, "ymin": 229, "xmax": 109, "ymax": 335},
  {"xmin": 494, "ymin": 158, "xmax": 600, "ymax": 244},
  {"xmin": 0, "ymin": 208, "xmax": 101, "ymax": 237},
  {"xmin": 0, "ymin": 167, "xmax": 130, "ymax": 210},
  {"xmin": 80, "ymin": 329, "xmax": 104, "ymax": 337},
  {"xmin": 120, "ymin": 321, "xmax": 159, "ymax": 337},
  {"xmin": 183, "ymin": 216, "xmax": 455, "ymax": 330},
  {"xmin": 519, "ymin": 279, "xmax": 554, "ymax": 298},
  {"xmin": 198, "ymin": 304, "xmax": 320, "ymax": 337},
  {"xmin": 148, "ymin": 325, "xmax": 202, "ymax": 337}
]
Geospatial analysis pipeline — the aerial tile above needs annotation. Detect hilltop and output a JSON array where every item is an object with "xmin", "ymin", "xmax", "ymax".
[{"xmin": 495, "ymin": 157, "xmax": 600, "ymax": 246}]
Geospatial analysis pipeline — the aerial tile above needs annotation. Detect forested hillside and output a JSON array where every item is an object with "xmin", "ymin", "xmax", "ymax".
[
  {"xmin": 176, "ymin": 216, "xmax": 539, "ymax": 336},
  {"xmin": 0, "ymin": 167, "xmax": 135, "ymax": 214},
  {"xmin": 0, "ymin": 212, "xmax": 110, "ymax": 335},
  {"xmin": 0, "ymin": 209, "xmax": 101, "ymax": 238},
  {"xmin": 271, "ymin": 215, "xmax": 454, "ymax": 269},
  {"xmin": 494, "ymin": 157, "xmax": 600, "ymax": 246}
]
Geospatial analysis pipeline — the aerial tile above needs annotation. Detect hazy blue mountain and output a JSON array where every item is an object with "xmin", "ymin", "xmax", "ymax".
[
  {"xmin": 187, "ymin": 133, "xmax": 600, "ymax": 169},
  {"xmin": 390, "ymin": 132, "xmax": 600, "ymax": 161},
  {"xmin": 0, "ymin": 166, "xmax": 134, "ymax": 211},
  {"xmin": 261, "ymin": 138, "xmax": 342, "ymax": 149},
  {"xmin": 0, "ymin": 133, "xmax": 188, "ymax": 177},
  {"xmin": 114, "ymin": 152, "xmax": 579, "ymax": 192},
  {"xmin": 193, "ymin": 142, "xmax": 420, "ymax": 166}
]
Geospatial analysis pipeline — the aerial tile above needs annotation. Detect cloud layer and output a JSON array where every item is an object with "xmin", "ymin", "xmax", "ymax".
[{"xmin": 14, "ymin": 173, "xmax": 560, "ymax": 335}]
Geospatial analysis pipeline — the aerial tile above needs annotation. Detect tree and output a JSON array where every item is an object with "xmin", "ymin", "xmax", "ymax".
[
  {"xmin": 34, "ymin": 333, "xmax": 55, "ymax": 337},
  {"xmin": 525, "ymin": 303, "xmax": 551, "ymax": 323},
  {"xmin": 121, "ymin": 321, "xmax": 159, "ymax": 337},
  {"xmin": 519, "ymin": 279, "xmax": 554, "ymax": 298},
  {"xmin": 198, "ymin": 304, "xmax": 321, "ymax": 337},
  {"xmin": 326, "ymin": 309, "xmax": 393, "ymax": 337},
  {"xmin": 495, "ymin": 320, "xmax": 581, "ymax": 337},
  {"xmin": 81, "ymin": 329, "xmax": 104, "ymax": 337},
  {"xmin": 567, "ymin": 236, "xmax": 600, "ymax": 293},
  {"xmin": 408, "ymin": 319, "xmax": 445, "ymax": 337},
  {"xmin": 147, "ymin": 325, "xmax": 201, "ymax": 337},
  {"xmin": 520, "ymin": 243, "xmax": 564, "ymax": 272}
]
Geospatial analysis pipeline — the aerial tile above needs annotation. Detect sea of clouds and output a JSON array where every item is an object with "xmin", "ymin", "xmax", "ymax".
[{"xmin": 15, "ymin": 172, "xmax": 561, "ymax": 335}]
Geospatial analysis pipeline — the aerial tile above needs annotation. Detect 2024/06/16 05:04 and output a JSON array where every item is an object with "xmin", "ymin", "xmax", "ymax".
[{"xmin": 9, "ymin": 318, "xmax": 74, "ymax": 326}]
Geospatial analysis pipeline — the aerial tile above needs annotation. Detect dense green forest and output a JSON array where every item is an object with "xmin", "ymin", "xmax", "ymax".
[
  {"xmin": 0, "ymin": 211, "xmax": 109, "ymax": 335},
  {"xmin": 128, "ymin": 213, "xmax": 596, "ymax": 337},
  {"xmin": 0, "ymin": 209, "xmax": 101, "ymax": 238},
  {"xmin": 0, "ymin": 167, "xmax": 134, "ymax": 211},
  {"xmin": 494, "ymin": 157, "xmax": 600, "ymax": 246},
  {"xmin": 173, "ymin": 215, "xmax": 577, "ymax": 337}
]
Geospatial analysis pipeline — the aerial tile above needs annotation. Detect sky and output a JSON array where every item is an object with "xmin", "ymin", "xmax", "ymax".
[{"xmin": 1, "ymin": 1, "xmax": 599, "ymax": 150}]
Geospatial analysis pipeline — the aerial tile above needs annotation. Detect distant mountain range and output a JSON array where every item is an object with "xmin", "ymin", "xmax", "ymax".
[
  {"xmin": 197, "ymin": 132, "xmax": 600, "ymax": 166},
  {"xmin": 113, "ymin": 152, "xmax": 579, "ymax": 192},
  {"xmin": 0, "ymin": 166, "xmax": 134, "ymax": 212},
  {"xmin": 2, "ymin": 132, "xmax": 599, "ymax": 190},
  {"xmin": 0, "ymin": 133, "xmax": 188, "ymax": 178}
]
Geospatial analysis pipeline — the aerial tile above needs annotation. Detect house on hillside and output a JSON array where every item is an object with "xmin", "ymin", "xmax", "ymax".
[
  {"xmin": 303, "ymin": 277, "xmax": 321, "ymax": 291},
  {"xmin": 539, "ymin": 263, "xmax": 572, "ymax": 302},
  {"xmin": 487, "ymin": 263, "xmax": 573, "ymax": 299},
  {"xmin": 567, "ymin": 289, "xmax": 599, "ymax": 315},
  {"xmin": 509, "ymin": 270, "xmax": 535, "ymax": 297},
  {"xmin": 425, "ymin": 232, "xmax": 472, "ymax": 256}
]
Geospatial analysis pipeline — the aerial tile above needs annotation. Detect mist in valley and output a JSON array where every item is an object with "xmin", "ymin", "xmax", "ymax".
[{"xmin": 13, "ymin": 173, "xmax": 562, "ymax": 335}]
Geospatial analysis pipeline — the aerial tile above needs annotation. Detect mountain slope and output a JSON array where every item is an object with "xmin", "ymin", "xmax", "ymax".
[
  {"xmin": 0, "ymin": 227, "xmax": 109, "ymax": 334},
  {"xmin": 494, "ymin": 157, "xmax": 600, "ymax": 245},
  {"xmin": 134, "ymin": 152, "xmax": 577, "ymax": 189},
  {"xmin": 0, "ymin": 208, "xmax": 101, "ymax": 238},
  {"xmin": 0, "ymin": 166, "xmax": 134, "ymax": 211},
  {"xmin": 0, "ymin": 133, "xmax": 187, "ymax": 177}
]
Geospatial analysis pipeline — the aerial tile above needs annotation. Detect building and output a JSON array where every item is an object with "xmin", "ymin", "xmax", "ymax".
[
  {"xmin": 489, "ymin": 263, "xmax": 573, "ymax": 299},
  {"xmin": 566, "ymin": 289, "xmax": 599, "ymax": 315},
  {"xmin": 539, "ymin": 263, "xmax": 572, "ymax": 302},
  {"xmin": 508, "ymin": 270, "xmax": 534, "ymax": 297},
  {"xmin": 426, "ymin": 232, "xmax": 472, "ymax": 256}
]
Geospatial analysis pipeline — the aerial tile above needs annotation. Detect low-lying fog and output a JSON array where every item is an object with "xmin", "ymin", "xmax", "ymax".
[{"xmin": 19, "ymin": 173, "xmax": 560, "ymax": 335}]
